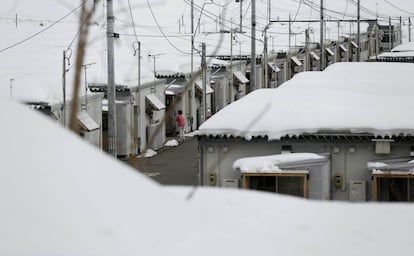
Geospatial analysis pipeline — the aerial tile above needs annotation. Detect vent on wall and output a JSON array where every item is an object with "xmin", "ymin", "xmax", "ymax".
[
  {"xmin": 372, "ymin": 139, "xmax": 393, "ymax": 154},
  {"xmin": 281, "ymin": 145, "xmax": 292, "ymax": 154},
  {"xmin": 222, "ymin": 179, "xmax": 239, "ymax": 188}
]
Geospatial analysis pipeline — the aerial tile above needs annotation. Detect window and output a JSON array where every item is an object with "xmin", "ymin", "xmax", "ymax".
[
  {"xmin": 373, "ymin": 174, "xmax": 414, "ymax": 201},
  {"xmin": 242, "ymin": 171, "xmax": 309, "ymax": 198}
]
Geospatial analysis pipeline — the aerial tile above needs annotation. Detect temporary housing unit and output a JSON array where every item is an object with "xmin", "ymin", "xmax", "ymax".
[
  {"xmin": 26, "ymin": 92, "xmax": 104, "ymax": 149},
  {"xmin": 64, "ymin": 93, "xmax": 104, "ymax": 149},
  {"xmin": 375, "ymin": 42, "xmax": 414, "ymax": 63},
  {"xmin": 198, "ymin": 62, "xmax": 414, "ymax": 202},
  {"xmin": 160, "ymin": 71, "xmax": 214, "ymax": 133},
  {"xmin": 89, "ymin": 79, "xmax": 166, "ymax": 156},
  {"xmin": 209, "ymin": 59, "xmax": 249, "ymax": 112},
  {"xmin": 378, "ymin": 23, "xmax": 402, "ymax": 52}
]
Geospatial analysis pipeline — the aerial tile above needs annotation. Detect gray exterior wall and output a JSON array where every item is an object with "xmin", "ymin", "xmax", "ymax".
[
  {"xmin": 63, "ymin": 93, "xmax": 104, "ymax": 149},
  {"xmin": 199, "ymin": 137, "xmax": 414, "ymax": 201}
]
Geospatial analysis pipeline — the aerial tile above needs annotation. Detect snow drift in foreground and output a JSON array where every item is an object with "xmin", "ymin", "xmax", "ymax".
[{"xmin": 1, "ymin": 97, "xmax": 414, "ymax": 255}]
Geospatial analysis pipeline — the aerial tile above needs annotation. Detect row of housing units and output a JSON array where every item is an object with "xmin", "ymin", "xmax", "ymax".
[
  {"xmin": 26, "ymin": 22, "xmax": 401, "ymax": 159},
  {"xmin": 198, "ymin": 28, "xmax": 414, "ymax": 202}
]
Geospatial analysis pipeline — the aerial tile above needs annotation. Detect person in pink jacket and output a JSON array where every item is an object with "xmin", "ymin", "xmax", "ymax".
[{"xmin": 175, "ymin": 110, "xmax": 185, "ymax": 142}]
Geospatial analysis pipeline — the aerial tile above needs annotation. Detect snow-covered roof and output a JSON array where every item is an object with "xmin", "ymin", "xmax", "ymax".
[
  {"xmin": 377, "ymin": 42, "xmax": 414, "ymax": 58},
  {"xmin": 367, "ymin": 157, "xmax": 414, "ymax": 172},
  {"xmin": 391, "ymin": 42, "xmax": 414, "ymax": 52},
  {"xmin": 233, "ymin": 153, "xmax": 327, "ymax": 173},
  {"xmin": 199, "ymin": 62, "xmax": 414, "ymax": 140},
  {"xmin": 4, "ymin": 80, "xmax": 414, "ymax": 255}
]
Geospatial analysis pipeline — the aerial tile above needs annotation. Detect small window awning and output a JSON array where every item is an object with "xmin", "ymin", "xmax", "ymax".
[
  {"xmin": 339, "ymin": 44, "xmax": 348, "ymax": 52},
  {"xmin": 77, "ymin": 110, "xmax": 99, "ymax": 132},
  {"xmin": 195, "ymin": 80, "xmax": 214, "ymax": 94},
  {"xmin": 325, "ymin": 48, "xmax": 335, "ymax": 56},
  {"xmin": 310, "ymin": 51, "xmax": 320, "ymax": 60},
  {"xmin": 290, "ymin": 56, "xmax": 302, "ymax": 66},
  {"xmin": 350, "ymin": 41, "xmax": 359, "ymax": 48},
  {"xmin": 145, "ymin": 93, "xmax": 166, "ymax": 110},
  {"xmin": 368, "ymin": 157, "xmax": 414, "ymax": 174},
  {"xmin": 233, "ymin": 70, "xmax": 249, "ymax": 84},
  {"xmin": 268, "ymin": 61, "xmax": 281, "ymax": 72},
  {"xmin": 233, "ymin": 153, "xmax": 327, "ymax": 173}
]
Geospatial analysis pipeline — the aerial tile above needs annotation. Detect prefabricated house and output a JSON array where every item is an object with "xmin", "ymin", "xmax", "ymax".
[
  {"xmin": 89, "ymin": 79, "xmax": 166, "ymax": 156},
  {"xmin": 209, "ymin": 59, "xmax": 249, "ymax": 112},
  {"xmin": 378, "ymin": 23, "xmax": 402, "ymax": 52},
  {"xmin": 374, "ymin": 42, "xmax": 414, "ymax": 63},
  {"xmin": 198, "ymin": 62, "xmax": 414, "ymax": 202},
  {"xmin": 160, "ymin": 71, "xmax": 214, "ymax": 133},
  {"xmin": 26, "ymin": 92, "xmax": 104, "ymax": 149}
]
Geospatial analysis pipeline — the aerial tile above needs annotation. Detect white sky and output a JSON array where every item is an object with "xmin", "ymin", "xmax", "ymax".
[
  {"xmin": 2, "ymin": 0, "xmax": 414, "ymax": 102},
  {"xmin": 2, "ymin": 97, "xmax": 414, "ymax": 255}
]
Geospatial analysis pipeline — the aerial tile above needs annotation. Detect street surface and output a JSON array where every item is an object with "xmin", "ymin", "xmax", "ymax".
[{"xmin": 126, "ymin": 137, "xmax": 199, "ymax": 186}]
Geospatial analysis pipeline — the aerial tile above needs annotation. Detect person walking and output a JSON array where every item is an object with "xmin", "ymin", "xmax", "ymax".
[{"xmin": 175, "ymin": 110, "xmax": 185, "ymax": 142}]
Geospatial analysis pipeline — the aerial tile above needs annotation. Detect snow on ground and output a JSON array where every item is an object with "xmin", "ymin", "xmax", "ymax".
[
  {"xmin": 137, "ymin": 148, "xmax": 157, "ymax": 158},
  {"xmin": 185, "ymin": 130, "xmax": 200, "ymax": 138},
  {"xmin": 3, "ymin": 94, "xmax": 414, "ymax": 255},
  {"xmin": 164, "ymin": 139, "xmax": 179, "ymax": 147}
]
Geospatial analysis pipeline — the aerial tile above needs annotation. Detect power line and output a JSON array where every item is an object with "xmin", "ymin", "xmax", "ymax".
[
  {"xmin": 146, "ymin": 0, "xmax": 191, "ymax": 55},
  {"xmin": 127, "ymin": 0, "xmax": 139, "ymax": 42},
  {"xmin": 0, "ymin": 2, "xmax": 84, "ymax": 54},
  {"xmin": 383, "ymin": 0, "xmax": 414, "ymax": 16}
]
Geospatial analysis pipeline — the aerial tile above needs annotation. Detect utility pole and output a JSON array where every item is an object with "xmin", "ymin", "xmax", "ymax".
[
  {"xmin": 305, "ymin": 29, "xmax": 310, "ymax": 71},
  {"xmin": 62, "ymin": 50, "xmax": 67, "ymax": 126},
  {"xmin": 357, "ymin": 0, "xmax": 360, "ymax": 61},
  {"xmin": 229, "ymin": 22, "xmax": 233, "ymax": 103},
  {"xmin": 239, "ymin": 0, "xmax": 243, "ymax": 33},
  {"xmin": 409, "ymin": 17, "xmax": 412, "ymax": 42},
  {"xmin": 107, "ymin": 0, "xmax": 117, "ymax": 157},
  {"xmin": 134, "ymin": 41, "xmax": 141, "ymax": 154},
  {"xmin": 399, "ymin": 16, "xmax": 402, "ymax": 45},
  {"xmin": 288, "ymin": 14, "xmax": 292, "ymax": 53},
  {"xmin": 389, "ymin": 17, "xmax": 392, "ymax": 50},
  {"xmin": 263, "ymin": 27, "xmax": 268, "ymax": 88},
  {"xmin": 250, "ymin": 0, "xmax": 256, "ymax": 91},
  {"xmin": 268, "ymin": 0, "xmax": 271, "ymax": 23},
  {"xmin": 190, "ymin": 0, "xmax": 194, "ymax": 132},
  {"xmin": 9, "ymin": 79, "xmax": 14, "ymax": 98},
  {"xmin": 201, "ymin": 43, "xmax": 207, "ymax": 122},
  {"xmin": 81, "ymin": 62, "xmax": 96, "ymax": 110},
  {"xmin": 320, "ymin": 0, "xmax": 325, "ymax": 70}
]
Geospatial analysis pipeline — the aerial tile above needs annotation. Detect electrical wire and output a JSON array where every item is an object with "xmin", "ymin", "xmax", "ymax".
[
  {"xmin": 383, "ymin": 0, "xmax": 414, "ymax": 16},
  {"xmin": 292, "ymin": 0, "xmax": 303, "ymax": 22},
  {"xmin": 146, "ymin": 0, "xmax": 191, "ymax": 55},
  {"xmin": 211, "ymin": 0, "xmax": 233, "ymax": 8},
  {"xmin": 127, "ymin": 0, "xmax": 139, "ymax": 42},
  {"xmin": 0, "ymin": 2, "xmax": 84, "ymax": 54}
]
